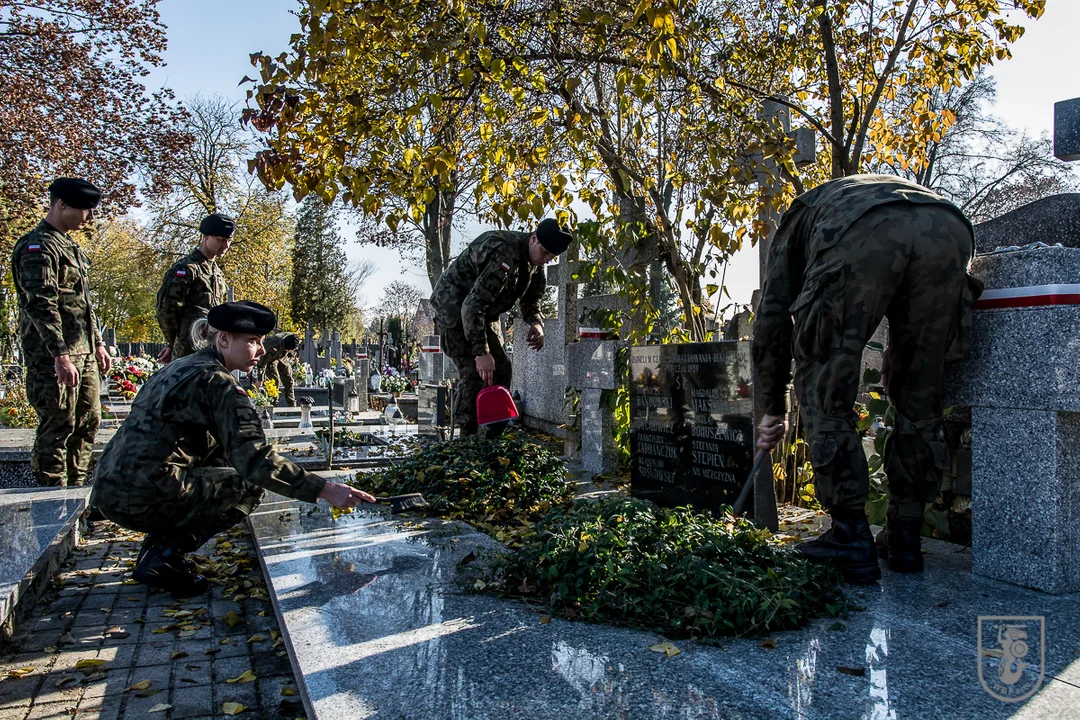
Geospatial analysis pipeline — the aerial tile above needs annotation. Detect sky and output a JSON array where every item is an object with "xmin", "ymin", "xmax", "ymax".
[{"xmin": 141, "ymin": 0, "xmax": 1080, "ymax": 316}]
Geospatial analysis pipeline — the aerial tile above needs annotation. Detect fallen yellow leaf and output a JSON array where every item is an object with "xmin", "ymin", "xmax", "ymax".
[
  {"xmin": 280, "ymin": 686, "xmax": 298, "ymax": 696},
  {"xmin": 223, "ymin": 610, "xmax": 242, "ymax": 628},
  {"xmin": 147, "ymin": 703, "xmax": 172, "ymax": 713},
  {"xmin": 171, "ymin": 651, "xmax": 188, "ymax": 660},
  {"xmin": 647, "ymin": 642, "xmax": 681, "ymax": 658},
  {"xmin": 758, "ymin": 637, "xmax": 777, "ymax": 649},
  {"xmin": 247, "ymin": 634, "xmax": 265, "ymax": 643},
  {"xmin": 222, "ymin": 701, "xmax": 246, "ymax": 715},
  {"xmin": 74, "ymin": 659, "xmax": 107, "ymax": 671},
  {"xmin": 124, "ymin": 680, "xmax": 151, "ymax": 693},
  {"xmin": 226, "ymin": 669, "xmax": 257, "ymax": 684},
  {"xmin": 539, "ymin": 616, "xmax": 551, "ymax": 625},
  {"xmin": 7, "ymin": 667, "xmax": 35, "ymax": 678}
]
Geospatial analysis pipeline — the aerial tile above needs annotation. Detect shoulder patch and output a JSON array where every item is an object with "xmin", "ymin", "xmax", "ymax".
[
  {"xmin": 176, "ymin": 268, "xmax": 188, "ymax": 277},
  {"xmin": 500, "ymin": 262, "xmax": 510, "ymax": 272},
  {"xmin": 27, "ymin": 244, "xmax": 41, "ymax": 253},
  {"xmin": 235, "ymin": 385, "xmax": 248, "ymax": 397}
]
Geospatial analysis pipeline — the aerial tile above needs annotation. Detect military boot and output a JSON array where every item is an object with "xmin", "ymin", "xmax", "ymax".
[
  {"xmin": 875, "ymin": 517, "xmax": 924, "ymax": 573},
  {"xmin": 132, "ymin": 537, "xmax": 209, "ymax": 597},
  {"xmin": 796, "ymin": 508, "xmax": 881, "ymax": 585}
]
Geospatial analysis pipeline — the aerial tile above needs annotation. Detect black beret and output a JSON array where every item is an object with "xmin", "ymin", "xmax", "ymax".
[
  {"xmin": 49, "ymin": 178, "xmax": 101, "ymax": 209},
  {"xmin": 282, "ymin": 333, "xmax": 300, "ymax": 350},
  {"xmin": 535, "ymin": 218, "xmax": 573, "ymax": 254},
  {"xmin": 207, "ymin": 301, "xmax": 276, "ymax": 335},
  {"xmin": 199, "ymin": 213, "xmax": 236, "ymax": 238}
]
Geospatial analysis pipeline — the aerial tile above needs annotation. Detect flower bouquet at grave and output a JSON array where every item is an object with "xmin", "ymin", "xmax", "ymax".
[
  {"xmin": 109, "ymin": 355, "xmax": 160, "ymax": 400},
  {"xmin": 293, "ymin": 362, "xmax": 312, "ymax": 387},
  {"xmin": 381, "ymin": 374, "xmax": 409, "ymax": 395},
  {"xmin": 0, "ymin": 383, "xmax": 37, "ymax": 428},
  {"xmin": 247, "ymin": 382, "xmax": 276, "ymax": 408}
]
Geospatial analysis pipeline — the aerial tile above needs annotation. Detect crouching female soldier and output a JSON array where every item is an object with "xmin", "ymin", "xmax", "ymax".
[{"xmin": 91, "ymin": 301, "xmax": 374, "ymax": 596}]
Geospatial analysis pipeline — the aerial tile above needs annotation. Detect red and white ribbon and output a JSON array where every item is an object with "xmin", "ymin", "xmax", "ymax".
[
  {"xmin": 974, "ymin": 284, "xmax": 1080, "ymax": 310},
  {"xmin": 579, "ymin": 327, "xmax": 609, "ymax": 339}
]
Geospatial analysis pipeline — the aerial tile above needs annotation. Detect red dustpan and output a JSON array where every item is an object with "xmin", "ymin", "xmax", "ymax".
[{"xmin": 476, "ymin": 385, "xmax": 519, "ymax": 426}]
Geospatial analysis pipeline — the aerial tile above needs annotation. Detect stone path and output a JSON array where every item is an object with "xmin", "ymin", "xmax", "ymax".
[{"xmin": 0, "ymin": 520, "xmax": 305, "ymax": 720}]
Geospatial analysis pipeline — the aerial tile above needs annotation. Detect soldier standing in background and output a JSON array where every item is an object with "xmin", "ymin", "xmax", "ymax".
[
  {"xmin": 430, "ymin": 218, "xmax": 572, "ymax": 437},
  {"xmin": 92, "ymin": 302, "xmax": 373, "ymax": 596},
  {"xmin": 256, "ymin": 332, "xmax": 299, "ymax": 406},
  {"xmin": 11, "ymin": 178, "xmax": 112, "ymax": 486},
  {"xmin": 155, "ymin": 213, "xmax": 232, "ymax": 362},
  {"xmin": 752, "ymin": 174, "xmax": 980, "ymax": 584}
]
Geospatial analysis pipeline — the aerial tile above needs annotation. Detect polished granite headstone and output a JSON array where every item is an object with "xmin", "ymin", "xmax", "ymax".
[
  {"xmin": 0, "ymin": 486, "xmax": 89, "ymax": 634},
  {"xmin": 250, "ymin": 489, "xmax": 1080, "ymax": 720},
  {"xmin": 630, "ymin": 342, "xmax": 754, "ymax": 514}
]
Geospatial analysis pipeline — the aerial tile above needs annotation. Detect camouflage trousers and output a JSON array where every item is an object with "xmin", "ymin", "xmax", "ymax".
[
  {"xmin": 792, "ymin": 205, "xmax": 975, "ymax": 521},
  {"xmin": 439, "ymin": 322, "xmax": 511, "ymax": 433},
  {"xmin": 263, "ymin": 360, "xmax": 295, "ymax": 406},
  {"xmin": 25, "ymin": 354, "xmax": 101, "ymax": 487},
  {"xmin": 95, "ymin": 467, "xmax": 264, "ymax": 548}
]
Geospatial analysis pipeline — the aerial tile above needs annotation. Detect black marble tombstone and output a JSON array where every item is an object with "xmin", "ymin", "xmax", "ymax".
[{"xmin": 630, "ymin": 342, "xmax": 755, "ymax": 516}]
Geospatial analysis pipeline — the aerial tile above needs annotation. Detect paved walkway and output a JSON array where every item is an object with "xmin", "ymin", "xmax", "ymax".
[{"xmin": 0, "ymin": 520, "xmax": 304, "ymax": 720}]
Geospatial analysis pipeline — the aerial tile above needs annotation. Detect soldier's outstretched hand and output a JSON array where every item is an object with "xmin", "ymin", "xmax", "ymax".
[
  {"xmin": 526, "ymin": 322, "xmax": 545, "ymax": 350},
  {"xmin": 53, "ymin": 354, "xmax": 79, "ymax": 388},
  {"xmin": 95, "ymin": 345, "xmax": 112, "ymax": 375},
  {"xmin": 157, "ymin": 346, "xmax": 172, "ymax": 363},
  {"xmin": 475, "ymin": 353, "xmax": 495, "ymax": 385},
  {"xmin": 317, "ymin": 481, "xmax": 376, "ymax": 510},
  {"xmin": 756, "ymin": 415, "xmax": 786, "ymax": 452}
]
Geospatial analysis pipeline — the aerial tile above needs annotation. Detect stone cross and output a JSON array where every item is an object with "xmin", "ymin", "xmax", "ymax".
[{"xmin": 567, "ymin": 339, "xmax": 619, "ymax": 474}]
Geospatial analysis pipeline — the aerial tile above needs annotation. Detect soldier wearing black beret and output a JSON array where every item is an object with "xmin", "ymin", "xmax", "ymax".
[
  {"xmin": 155, "ymin": 213, "xmax": 234, "ymax": 362},
  {"xmin": 10, "ymin": 178, "xmax": 111, "ymax": 486},
  {"xmin": 92, "ymin": 302, "xmax": 374, "ymax": 596},
  {"xmin": 430, "ymin": 217, "xmax": 573, "ymax": 436}
]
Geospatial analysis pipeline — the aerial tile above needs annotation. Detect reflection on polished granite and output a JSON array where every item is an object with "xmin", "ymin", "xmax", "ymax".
[
  {"xmin": 250, "ymin": 491, "xmax": 1080, "ymax": 720},
  {"xmin": 0, "ymin": 486, "xmax": 89, "ymax": 627}
]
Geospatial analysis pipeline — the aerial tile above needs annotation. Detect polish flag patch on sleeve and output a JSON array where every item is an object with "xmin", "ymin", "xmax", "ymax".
[
  {"xmin": 235, "ymin": 385, "xmax": 248, "ymax": 397},
  {"xmin": 176, "ymin": 268, "xmax": 188, "ymax": 277},
  {"xmin": 27, "ymin": 244, "xmax": 41, "ymax": 252},
  {"xmin": 500, "ymin": 262, "xmax": 510, "ymax": 272}
]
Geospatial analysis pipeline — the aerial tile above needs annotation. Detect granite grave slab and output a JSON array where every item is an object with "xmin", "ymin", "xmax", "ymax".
[
  {"xmin": 250, "ymin": 493, "xmax": 1080, "ymax": 720},
  {"xmin": 0, "ymin": 486, "xmax": 89, "ymax": 639}
]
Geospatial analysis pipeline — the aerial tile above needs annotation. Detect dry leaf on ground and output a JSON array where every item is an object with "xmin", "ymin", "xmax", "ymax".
[
  {"xmin": 226, "ymin": 669, "xmax": 257, "ymax": 684},
  {"xmin": 124, "ymin": 680, "xmax": 151, "ymax": 693},
  {"xmin": 647, "ymin": 642, "xmax": 681, "ymax": 658},
  {"xmin": 147, "ymin": 703, "xmax": 172, "ymax": 713},
  {"xmin": 222, "ymin": 701, "xmax": 247, "ymax": 715}
]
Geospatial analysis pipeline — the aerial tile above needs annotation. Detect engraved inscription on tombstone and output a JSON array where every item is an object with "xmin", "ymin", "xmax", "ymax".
[{"xmin": 630, "ymin": 342, "xmax": 755, "ymax": 515}]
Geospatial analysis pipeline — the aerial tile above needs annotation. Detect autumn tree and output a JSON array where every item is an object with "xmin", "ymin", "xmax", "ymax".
[
  {"xmin": 144, "ymin": 95, "xmax": 295, "ymax": 324},
  {"xmin": 81, "ymin": 219, "xmax": 164, "ymax": 342},
  {"xmin": 245, "ymin": 0, "xmax": 1046, "ymax": 341},
  {"xmin": 874, "ymin": 74, "xmax": 1077, "ymax": 222},
  {"xmin": 290, "ymin": 195, "xmax": 374, "ymax": 331},
  {"xmin": 0, "ymin": 0, "xmax": 188, "ymax": 225}
]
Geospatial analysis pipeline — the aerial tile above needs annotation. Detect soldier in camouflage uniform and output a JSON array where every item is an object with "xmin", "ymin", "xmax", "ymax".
[
  {"xmin": 431, "ymin": 219, "xmax": 572, "ymax": 436},
  {"xmin": 91, "ymin": 302, "xmax": 373, "ymax": 597},
  {"xmin": 752, "ymin": 175, "xmax": 980, "ymax": 583},
  {"xmin": 256, "ymin": 332, "xmax": 299, "ymax": 406},
  {"xmin": 11, "ymin": 178, "xmax": 113, "ymax": 487},
  {"xmin": 155, "ymin": 213, "xmax": 232, "ymax": 362}
]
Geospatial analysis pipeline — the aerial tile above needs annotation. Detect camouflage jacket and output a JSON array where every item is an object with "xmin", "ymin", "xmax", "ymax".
[
  {"xmin": 11, "ymin": 221, "xmax": 103, "ymax": 363},
  {"xmin": 92, "ymin": 347, "xmax": 325, "ymax": 517},
  {"xmin": 753, "ymin": 175, "xmax": 973, "ymax": 416},
  {"xmin": 156, "ymin": 247, "xmax": 227, "ymax": 357},
  {"xmin": 257, "ymin": 333, "xmax": 294, "ymax": 371},
  {"xmin": 430, "ymin": 230, "xmax": 545, "ymax": 356}
]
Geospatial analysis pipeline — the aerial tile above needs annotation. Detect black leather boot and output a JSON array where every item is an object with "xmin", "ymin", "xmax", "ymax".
[
  {"xmin": 875, "ymin": 518, "xmax": 924, "ymax": 573},
  {"xmin": 796, "ymin": 508, "xmax": 881, "ymax": 584},
  {"xmin": 132, "ymin": 539, "xmax": 209, "ymax": 597}
]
